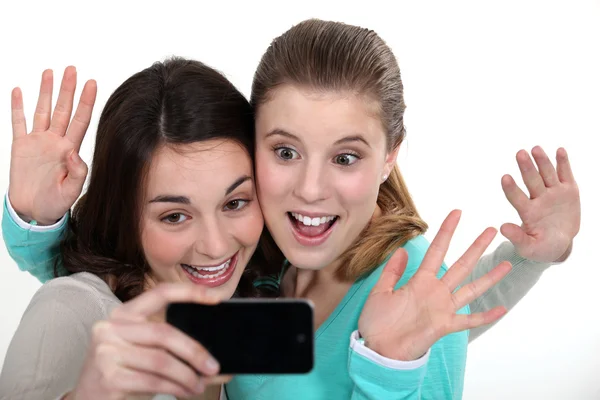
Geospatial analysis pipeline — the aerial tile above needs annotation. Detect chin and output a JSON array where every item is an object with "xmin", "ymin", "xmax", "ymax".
[{"xmin": 285, "ymin": 249, "xmax": 338, "ymax": 271}]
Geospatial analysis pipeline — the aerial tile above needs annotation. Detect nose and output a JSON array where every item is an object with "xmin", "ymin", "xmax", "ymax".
[
  {"xmin": 293, "ymin": 160, "xmax": 328, "ymax": 204},
  {"xmin": 194, "ymin": 217, "xmax": 230, "ymax": 260}
]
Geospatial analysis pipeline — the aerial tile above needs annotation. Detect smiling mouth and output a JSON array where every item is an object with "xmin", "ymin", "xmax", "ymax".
[
  {"xmin": 180, "ymin": 252, "xmax": 239, "ymax": 287},
  {"xmin": 288, "ymin": 212, "xmax": 338, "ymax": 238}
]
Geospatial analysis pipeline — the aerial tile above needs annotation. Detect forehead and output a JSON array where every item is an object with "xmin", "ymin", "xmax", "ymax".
[
  {"xmin": 145, "ymin": 140, "xmax": 252, "ymax": 197},
  {"xmin": 256, "ymin": 85, "xmax": 385, "ymax": 144}
]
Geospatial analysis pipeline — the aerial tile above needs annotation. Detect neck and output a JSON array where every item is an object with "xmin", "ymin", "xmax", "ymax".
[{"xmin": 292, "ymin": 256, "xmax": 345, "ymax": 297}]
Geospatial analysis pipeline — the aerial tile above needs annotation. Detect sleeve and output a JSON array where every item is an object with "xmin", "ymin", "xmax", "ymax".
[
  {"xmin": 465, "ymin": 241, "xmax": 559, "ymax": 342},
  {"xmin": 348, "ymin": 330, "xmax": 429, "ymax": 399},
  {"xmin": 348, "ymin": 327, "xmax": 468, "ymax": 400},
  {"xmin": 0, "ymin": 279, "xmax": 105, "ymax": 400},
  {"xmin": 2, "ymin": 193, "xmax": 70, "ymax": 282}
]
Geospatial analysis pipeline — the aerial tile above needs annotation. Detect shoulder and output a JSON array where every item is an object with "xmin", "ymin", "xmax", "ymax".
[{"xmin": 24, "ymin": 272, "xmax": 121, "ymax": 323}]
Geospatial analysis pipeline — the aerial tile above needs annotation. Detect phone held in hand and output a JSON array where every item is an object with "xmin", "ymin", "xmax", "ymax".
[{"xmin": 166, "ymin": 299, "xmax": 314, "ymax": 374}]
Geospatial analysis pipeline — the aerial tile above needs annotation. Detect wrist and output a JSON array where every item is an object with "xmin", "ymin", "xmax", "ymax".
[{"xmin": 361, "ymin": 333, "xmax": 421, "ymax": 362}]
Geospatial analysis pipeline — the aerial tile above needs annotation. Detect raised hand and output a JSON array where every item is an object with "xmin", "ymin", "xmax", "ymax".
[
  {"xmin": 500, "ymin": 146, "xmax": 580, "ymax": 262},
  {"xmin": 68, "ymin": 283, "xmax": 224, "ymax": 400},
  {"xmin": 358, "ymin": 210, "xmax": 511, "ymax": 361},
  {"xmin": 9, "ymin": 67, "xmax": 96, "ymax": 224}
]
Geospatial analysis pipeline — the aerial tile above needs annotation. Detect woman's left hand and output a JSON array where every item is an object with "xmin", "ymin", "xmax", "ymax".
[
  {"xmin": 500, "ymin": 146, "xmax": 580, "ymax": 263},
  {"xmin": 358, "ymin": 210, "xmax": 511, "ymax": 361}
]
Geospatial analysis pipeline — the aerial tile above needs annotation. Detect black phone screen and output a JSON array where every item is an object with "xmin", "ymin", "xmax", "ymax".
[{"xmin": 166, "ymin": 300, "xmax": 314, "ymax": 374}]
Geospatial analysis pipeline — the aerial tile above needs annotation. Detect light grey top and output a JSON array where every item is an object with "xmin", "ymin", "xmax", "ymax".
[{"xmin": 0, "ymin": 272, "xmax": 121, "ymax": 400}]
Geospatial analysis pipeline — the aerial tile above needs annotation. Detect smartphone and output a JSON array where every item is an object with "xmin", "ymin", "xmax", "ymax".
[{"xmin": 166, "ymin": 299, "xmax": 314, "ymax": 374}]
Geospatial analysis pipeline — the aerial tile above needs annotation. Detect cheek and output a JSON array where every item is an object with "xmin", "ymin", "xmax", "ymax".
[
  {"xmin": 235, "ymin": 202, "xmax": 264, "ymax": 247},
  {"xmin": 337, "ymin": 168, "xmax": 380, "ymax": 206},
  {"xmin": 142, "ymin": 224, "xmax": 189, "ymax": 266},
  {"xmin": 256, "ymin": 150, "xmax": 288, "ymax": 203}
]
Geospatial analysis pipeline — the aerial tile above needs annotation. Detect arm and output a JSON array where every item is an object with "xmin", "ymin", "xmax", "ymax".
[
  {"xmin": 2, "ymin": 193, "xmax": 69, "ymax": 282},
  {"xmin": 4, "ymin": 68, "xmax": 93, "ymax": 282},
  {"xmin": 465, "ymin": 146, "xmax": 580, "ymax": 341},
  {"xmin": 466, "ymin": 241, "xmax": 554, "ymax": 341}
]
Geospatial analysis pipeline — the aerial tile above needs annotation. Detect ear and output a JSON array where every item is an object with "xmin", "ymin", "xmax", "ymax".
[{"xmin": 381, "ymin": 145, "xmax": 400, "ymax": 183}]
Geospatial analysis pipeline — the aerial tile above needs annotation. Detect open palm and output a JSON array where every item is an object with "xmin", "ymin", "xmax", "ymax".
[
  {"xmin": 500, "ymin": 147, "xmax": 580, "ymax": 263},
  {"xmin": 9, "ymin": 67, "xmax": 96, "ymax": 224},
  {"xmin": 358, "ymin": 210, "xmax": 511, "ymax": 361}
]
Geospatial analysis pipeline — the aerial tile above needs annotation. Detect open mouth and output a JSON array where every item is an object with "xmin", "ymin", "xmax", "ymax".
[
  {"xmin": 288, "ymin": 212, "xmax": 339, "ymax": 246},
  {"xmin": 181, "ymin": 251, "xmax": 238, "ymax": 288}
]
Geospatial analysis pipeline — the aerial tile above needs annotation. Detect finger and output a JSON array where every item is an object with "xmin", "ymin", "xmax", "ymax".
[
  {"xmin": 114, "ymin": 283, "xmax": 220, "ymax": 319},
  {"xmin": 501, "ymin": 174, "xmax": 529, "ymax": 212},
  {"xmin": 531, "ymin": 146, "xmax": 559, "ymax": 187},
  {"xmin": 66, "ymin": 79, "xmax": 97, "ymax": 152},
  {"xmin": 449, "ymin": 306, "xmax": 507, "ymax": 333},
  {"xmin": 441, "ymin": 227, "xmax": 498, "ymax": 290},
  {"xmin": 117, "ymin": 343, "xmax": 207, "ymax": 394},
  {"xmin": 63, "ymin": 150, "xmax": 88, "ymax": 201},
  {"xmin": 112, "ymin": 367, "xmax": 201, "ymax": 398},
  {"xmin": 32, "ymin": 69, "xmax": 53, "ymax": 132},
  {"xmin": 371, "ymin": 248, "xmax": 408, "ymax": 294},
  {"xmin": 11, "ymin": 88, "xmax": 27, "ymax": 138},
  {"xmin": 556, "ymin": 147, "xmax": 575, "ymax": 183},
  {"xmin": 419, "ymin": 210, "xmax": 462, "ymax": 275},
  {"xmin": 451, "ymin": 261, "xmax": 512, "ymax": 309},
  {"xmin": 204, "ymin": 375, "xmax": 233, "ymax": 385},
  {"xmin": 49, "ymin": 66, "xmax": 77, "ymax": 135},
  {"xmin": 499, "ymin": 223, "xmax": 535, "ymax": 255},
  {"xmin": 516, "ymin": 149, "xmax": 545, "ymax": 198},
  {"xmin": 106, "ymin": 320, "xmax": 220, "ymax": 377}
]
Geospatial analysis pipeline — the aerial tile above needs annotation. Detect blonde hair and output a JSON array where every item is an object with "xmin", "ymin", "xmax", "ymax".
[{"xmin": 252, "ymin": 19, "xmax": 427, "ymax": 280}]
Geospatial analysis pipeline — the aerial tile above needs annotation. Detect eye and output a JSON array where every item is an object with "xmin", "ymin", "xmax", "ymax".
[
  {"xmin": 334, "ymin": 153, "xmax": 359, "ymax": 166},
  {"xmin": 224, "ymin": 199, "xmax": 249, "ymax": 211},
  {"xmin": 275, "ymin": 147, "xmax": 300, "ymax": 161},
  {"xmin": 162, "ymin": 213, "xmax": 188, "ymax": 224}
]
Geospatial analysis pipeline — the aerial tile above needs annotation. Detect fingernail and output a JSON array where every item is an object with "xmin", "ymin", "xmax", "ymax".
[{"xmin": 205, "ymin": 358, "xmax": 219, "ymax": 374}]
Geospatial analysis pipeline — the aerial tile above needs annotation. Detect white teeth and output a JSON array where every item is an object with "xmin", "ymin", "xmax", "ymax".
[
  {"xmin": 182, "ymin": 259, "xmax": 232, "ymax": 279},
  {"xmin": 182, "ymin": 264, "xmax": 229, "ymax": 279},
  {"xmin": 291, "ymin": 212, "xmax": 337, "ymax": 226}
]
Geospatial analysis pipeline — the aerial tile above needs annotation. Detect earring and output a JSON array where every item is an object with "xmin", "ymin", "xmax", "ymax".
[{"xmin": 381, "ymin": 174, "xmax": 388, "ymax": 182}]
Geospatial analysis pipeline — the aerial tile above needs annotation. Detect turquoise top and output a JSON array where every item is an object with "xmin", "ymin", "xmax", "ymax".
[
  {"xmin": 227, "ymin": 235, "xmax": 469, "ymax": 400},
  {"xmin": 2, "ymin": 197, "xmax": 69, "ymax": 281}
]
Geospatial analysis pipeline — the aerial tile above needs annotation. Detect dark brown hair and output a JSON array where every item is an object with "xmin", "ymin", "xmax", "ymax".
[
  {"xmin": 252, "ymin": 19, "xmax": 428, "ymax": 280},
  {"xmin": 59, "ymin": 57, "xmax": 277, "ymax": 301}
]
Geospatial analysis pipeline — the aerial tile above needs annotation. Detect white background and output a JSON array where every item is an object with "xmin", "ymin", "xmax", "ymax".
[{"xmin": 0, "ymin": 1, "xmax": 598, "ymax": 398}]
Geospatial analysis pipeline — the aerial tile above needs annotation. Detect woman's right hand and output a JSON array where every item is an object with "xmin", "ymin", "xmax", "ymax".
[
  {"xmin": 9, "ymin": 67, "xmax": 95, "ymax": 224},
  {"xmin": 67, "ymin": 283, "xmax": 224, "ymax": 400}
]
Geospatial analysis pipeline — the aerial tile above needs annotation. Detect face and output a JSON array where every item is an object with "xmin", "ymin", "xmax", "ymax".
[
  {"xmin": 141, "ymin": 139, "xmax": 263, "ymax": 300},
  {"xmin": 255, "ymin": 85, "xmax": 398, "ymax": 271}
]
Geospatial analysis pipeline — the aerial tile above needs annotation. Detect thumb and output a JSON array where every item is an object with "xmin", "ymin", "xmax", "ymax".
[
  {"xmin": 500, "ymin": 223, "xmax": 534, "ymax": 252},
  {"xmin": 64, "ymin": 150, "xmax": 88, "ymax": 199},
  {"xmin": 372, "ymin": 247, "xmax": 408, "ymax": 294}
]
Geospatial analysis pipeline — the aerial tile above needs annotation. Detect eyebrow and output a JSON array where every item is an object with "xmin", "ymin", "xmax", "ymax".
[
  {"xmin": 149, "ymin": 195, "xmax": 190, "ymax": 204},
  {"xmin": 148, "ymin": 175, "xmax": 252, "ymax": 204},
  {"xmin": 265, "ymin": 128, "xmax": 370, "ymax": 148},
  {"xmin": 225, "ymin": 176, "xmax": 252, "ymax": 195}
]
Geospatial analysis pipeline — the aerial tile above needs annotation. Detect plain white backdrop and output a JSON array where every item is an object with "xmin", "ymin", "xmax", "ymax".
[{"xmin": 0, "ymin": 1, "xmax": 598, "ymax": 398}]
